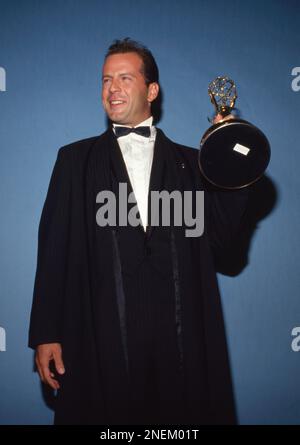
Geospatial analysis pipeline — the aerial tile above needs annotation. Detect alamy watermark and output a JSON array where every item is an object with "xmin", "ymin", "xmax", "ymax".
[
  {"xmin": 291, "ymin": 327, "xmax": 300, "ymax": 352},
  {"xmin": 291, "ymin": 67, "xmax": 300, "ymax": 92},
  {"xmin": 96, "ymin": 183, "xmax": 204, "ymax": 237},
  {"xmin": 0, "ymin": 67, "xmax": 6, "ymax": 92},
  {"xmin": 0, "ymin": 327, "xmax": 6, "ymax": 352}
]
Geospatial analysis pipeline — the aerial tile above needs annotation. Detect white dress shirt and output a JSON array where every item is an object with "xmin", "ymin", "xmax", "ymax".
[{"xmin": 113, "ymin": 116, "xmax": 156, "ymax": 231}]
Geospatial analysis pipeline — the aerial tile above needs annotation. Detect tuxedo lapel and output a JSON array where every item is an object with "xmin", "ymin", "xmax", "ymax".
[
  {"xmin": 146, "ymin": 129, "xmax": 167, "ymax": 240},
  {"xmin": 109, "ymin": 129, "xmax": 135, "ymax": 198},
  {"xmin": 108, "ymin": 129, "xmax": 146, "ymax": 275}
]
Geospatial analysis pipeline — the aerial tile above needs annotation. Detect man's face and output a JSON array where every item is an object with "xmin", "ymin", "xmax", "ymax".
[{"xmin": 102, "ymin": 52, "xmax": 159, "ymax": 127}]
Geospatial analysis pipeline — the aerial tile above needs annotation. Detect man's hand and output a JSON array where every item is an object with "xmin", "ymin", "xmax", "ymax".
[
  {"xmin": 213, "ymin": 113, "xmax": 235, "ymax": 124},
  {"xmin": 35, "ymin": 343, "xmax": 65, "ymax": 390}
]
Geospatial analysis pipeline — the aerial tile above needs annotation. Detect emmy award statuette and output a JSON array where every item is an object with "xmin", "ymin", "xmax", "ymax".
[{"xmin": 199, "ymin": 76, "xmax": 271, "ymax": 189}]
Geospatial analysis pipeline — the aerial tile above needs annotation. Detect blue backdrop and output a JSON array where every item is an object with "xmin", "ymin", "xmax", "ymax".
[{"xmin": 1, "ymin": 0, "xmax": 300, "ymax": 425}]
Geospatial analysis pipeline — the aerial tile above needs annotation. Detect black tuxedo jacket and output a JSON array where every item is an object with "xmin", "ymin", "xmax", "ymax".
[{"xmin": 29, "ymin": 128, "xmax": 249, "ymax": 424}]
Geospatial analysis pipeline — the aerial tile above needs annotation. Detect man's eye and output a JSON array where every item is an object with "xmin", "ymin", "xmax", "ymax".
[{"xmin": 122, "ymin": 76, "xmax": 131, "ymax": 81}]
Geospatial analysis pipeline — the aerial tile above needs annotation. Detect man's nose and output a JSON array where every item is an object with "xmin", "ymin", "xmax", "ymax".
[{"xmin": 109, "ymin": 78, "xmax": 121, "ymax": 92}]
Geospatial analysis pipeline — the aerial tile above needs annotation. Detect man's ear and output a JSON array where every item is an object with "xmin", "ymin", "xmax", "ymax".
[{"xmin": 147, "ymin": 82, "xmax": 159, "ymax": 103}]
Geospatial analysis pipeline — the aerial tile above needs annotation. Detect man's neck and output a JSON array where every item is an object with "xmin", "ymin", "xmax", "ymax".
[{"xmin": 113, "ymin": 116, "xmax": 153, "ymax": 128}]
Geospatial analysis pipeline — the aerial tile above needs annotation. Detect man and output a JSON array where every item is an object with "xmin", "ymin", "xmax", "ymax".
[{"xmin": 29, "ymin": 38, "xmax": 249, "ymax": 425}]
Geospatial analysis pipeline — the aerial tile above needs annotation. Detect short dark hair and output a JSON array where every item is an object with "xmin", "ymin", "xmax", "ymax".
[{"xmin": 105, "ymin": 38, "xmax": 159, "ymax": 85}]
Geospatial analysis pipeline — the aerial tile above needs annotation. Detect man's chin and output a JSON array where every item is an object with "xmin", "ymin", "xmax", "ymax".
[{"xmin": 107, "ymin": 113, "xmax": 127, "ymax": 125}]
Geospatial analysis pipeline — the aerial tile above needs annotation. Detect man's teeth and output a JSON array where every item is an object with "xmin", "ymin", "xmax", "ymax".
[{"xmin": 111, "ymin": 100, "xmax": 124, "ymax": 104}]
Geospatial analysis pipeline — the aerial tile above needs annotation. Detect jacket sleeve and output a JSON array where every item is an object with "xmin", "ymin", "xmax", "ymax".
[
  {"xmin": 28, "ymin": 148, "xmax": 71, "ymax": 349},
  {"xmin": 205, "ymin": 186, "xmax": 250, "ymax": 260}
]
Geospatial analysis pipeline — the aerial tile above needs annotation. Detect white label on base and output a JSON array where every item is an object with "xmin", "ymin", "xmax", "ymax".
[{"xmin": 233, "ymin": 143, "xmax": 250, "ymax": 156}]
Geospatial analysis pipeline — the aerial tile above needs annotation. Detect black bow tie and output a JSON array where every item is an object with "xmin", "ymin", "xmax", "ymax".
[{"xmin": 114, "ymin": 126, "xmax": 151, "ymax": 138}]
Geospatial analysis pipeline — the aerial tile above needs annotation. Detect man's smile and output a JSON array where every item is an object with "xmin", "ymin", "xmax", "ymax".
[{"xmin": 109, "ymin": 99, "xmax": 127, "ymax": 109}]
